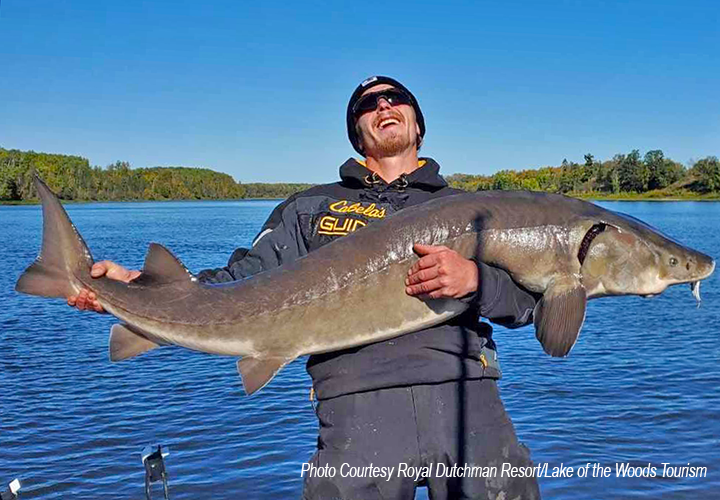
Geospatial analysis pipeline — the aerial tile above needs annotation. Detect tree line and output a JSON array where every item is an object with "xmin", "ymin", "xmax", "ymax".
[
  {"xmin": 0, "ymin": 147, "xmax": 314, "ymax": 201},
  {"xmin": 1, "ymin": 146, "xmax": 718, "ymax": 202},
  {"xmin": 446, "ymin": 151, "xmax": 719, "ymax": 197},
  {"xmin": 0, "ymin": 149, "xmax": 244, "ymax": 201}
]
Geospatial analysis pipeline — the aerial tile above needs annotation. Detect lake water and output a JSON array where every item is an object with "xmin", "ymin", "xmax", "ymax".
[{"xmin": 1, "ymin": 199, "xmax": 718, "ymax": 499}]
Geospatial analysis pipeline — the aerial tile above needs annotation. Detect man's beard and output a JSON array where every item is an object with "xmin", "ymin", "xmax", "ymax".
[{"xmin": 373, "ymin": 131, "xmax": 415, "ymax": 158}]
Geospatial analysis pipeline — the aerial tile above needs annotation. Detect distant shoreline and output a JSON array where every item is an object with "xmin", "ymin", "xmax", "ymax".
[
  {"xmin": 578, "ymin": 193, "xmax": 720, "ymax": 202},
  {"xmin": 4, "ymin": 193, "xmax": 720, "ymax": 206},
  {"xmin": 4, "ymin": 146, "xmax": 718, "ymax": 204},
  {"xmin": 0, "ymin": 197, "xmax": 287, "ymax": 206}
]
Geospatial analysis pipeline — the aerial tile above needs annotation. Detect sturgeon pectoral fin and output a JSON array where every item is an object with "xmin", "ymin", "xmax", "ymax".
[
  {"xmin": 237, "ymin": 357, "xmax": 290, "ymax": 396},
  {"xmin": 534, "ymin": 278, "xmax": 587, "ymax": 357},
  {"xmin": 109, "ymin": 324, "xmax": 160, "ymax": 362}
]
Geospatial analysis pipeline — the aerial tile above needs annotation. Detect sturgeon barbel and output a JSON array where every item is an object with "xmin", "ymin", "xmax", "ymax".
[{"xmin": 16, "ymin": 176, "xmax": 715, "ymax": 394}]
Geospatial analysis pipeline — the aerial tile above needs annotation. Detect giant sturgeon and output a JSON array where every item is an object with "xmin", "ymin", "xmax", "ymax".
[{"xmin": 16, "ymin": 176, "xmax": 715, "ymax": 394}]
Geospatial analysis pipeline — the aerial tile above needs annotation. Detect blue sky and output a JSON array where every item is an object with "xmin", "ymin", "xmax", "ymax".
[{"xmin": 1, "ymin": 0, "xmax": 718, "ymax": 183}]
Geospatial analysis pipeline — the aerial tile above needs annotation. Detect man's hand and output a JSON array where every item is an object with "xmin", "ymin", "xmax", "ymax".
[
  {"xmin": 67, "ymin": 261, "xmax": 141, "ymax": 313},
  {"xmin": 405, "ymin": 244, "xmax": 479, "ymax": 299}
]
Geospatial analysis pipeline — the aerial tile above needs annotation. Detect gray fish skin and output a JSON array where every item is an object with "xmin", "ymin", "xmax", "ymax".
[{"xmin": 16, "ymin": 176, "xmax": 715, "ymax": 394}]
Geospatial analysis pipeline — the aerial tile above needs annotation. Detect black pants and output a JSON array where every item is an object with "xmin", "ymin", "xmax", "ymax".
[{"xmin": 302, "ymin": 379, "xmax": 541, "ymax": 500}]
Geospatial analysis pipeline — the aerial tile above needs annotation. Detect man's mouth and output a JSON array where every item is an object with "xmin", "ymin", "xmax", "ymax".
[{"xmin": 376, "ymin": 116, "xmax": 401, "ymax": 129}]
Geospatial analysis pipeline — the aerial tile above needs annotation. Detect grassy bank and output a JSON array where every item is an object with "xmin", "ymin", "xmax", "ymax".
[
  {"xmin": 5, "ymin": 191, "xmax": 720, "ymax": 205},
  {"xmin": 576, "ymin": 190, "xmax": 720, "ymax": 201}
]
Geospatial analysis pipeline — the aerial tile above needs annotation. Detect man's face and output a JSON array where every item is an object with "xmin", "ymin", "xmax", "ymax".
[{"xmin": 355, "ymin": 84, "xmax": 421, "ymax": 158}]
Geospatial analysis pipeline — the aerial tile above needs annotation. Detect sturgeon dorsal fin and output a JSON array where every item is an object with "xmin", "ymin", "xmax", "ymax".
[
  {"xmin": 135, "ymin": 243, "xmax": 194, "ymax": 285},
  {"xmin": 534, "ymin": 276, "xmax": 587, "ymax": 357}
]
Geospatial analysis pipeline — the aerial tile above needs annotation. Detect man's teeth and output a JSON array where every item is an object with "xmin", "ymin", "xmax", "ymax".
[{"xmin": 379, "ymin": 118, "xmax": 400, "ymax": 128}]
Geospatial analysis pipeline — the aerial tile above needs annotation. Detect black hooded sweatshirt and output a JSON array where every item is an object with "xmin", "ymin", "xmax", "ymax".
[{"xmin": 197, "ymin": 158, "xmax": 537, "ymax": 400}]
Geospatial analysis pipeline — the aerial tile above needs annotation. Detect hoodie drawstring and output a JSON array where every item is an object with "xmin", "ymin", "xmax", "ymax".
[{"xmin": 359, "ymin": 173, "xmax": 410, "ymax": 211}]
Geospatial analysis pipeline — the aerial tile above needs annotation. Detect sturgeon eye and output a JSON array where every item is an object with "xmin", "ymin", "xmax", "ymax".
[{"xmin": 669, "ymin": 257, "xmax": 678, "ymax": 267}]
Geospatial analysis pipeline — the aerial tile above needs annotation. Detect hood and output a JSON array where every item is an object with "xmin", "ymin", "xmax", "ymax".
[{"xmin": 339, "ymin": 158, "xmax": 448, "ymax": 191}]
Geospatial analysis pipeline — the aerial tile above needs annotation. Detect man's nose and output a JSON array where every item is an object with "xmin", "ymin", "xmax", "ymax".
[{"xmin": 376, "ymin": 97, "xmax": 392, "ymax": 111}]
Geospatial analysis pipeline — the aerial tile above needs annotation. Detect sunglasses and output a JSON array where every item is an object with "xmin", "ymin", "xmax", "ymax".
[{"xmin": 352, "ymin": 88, "xmax": 413, "ymax": 117}]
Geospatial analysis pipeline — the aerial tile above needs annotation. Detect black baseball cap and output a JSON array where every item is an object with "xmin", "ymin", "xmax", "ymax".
[{"xmin": 346, "ymin": 76, "xmax": 426, "ymax": 156}]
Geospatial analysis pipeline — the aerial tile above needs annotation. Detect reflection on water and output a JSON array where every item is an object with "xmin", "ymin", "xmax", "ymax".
[{"xmin": 1, "ymin": 200, "xmax": 718, "ymax": 499}]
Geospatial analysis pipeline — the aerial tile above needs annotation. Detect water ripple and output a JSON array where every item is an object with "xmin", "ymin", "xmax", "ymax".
[{"xmin": 1, "ymin": 200, "xmax": 719, "ymax": 499}]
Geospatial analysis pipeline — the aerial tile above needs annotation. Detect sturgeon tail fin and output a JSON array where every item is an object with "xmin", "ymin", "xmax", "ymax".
[{"xmin": 15, "ymin": 175, "xmax": 94, "ymax": 298}]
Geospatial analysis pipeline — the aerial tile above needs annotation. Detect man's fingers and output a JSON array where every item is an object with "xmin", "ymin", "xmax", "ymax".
[
  {"xmin": 70, "ymin": 261, "xmax": 135, "ymax": 313},
  {"xmin": 408, "ymin": 254, "xmax": 441, "ymax": 275},
  {"xmin": 75, "ymin": 295, "xmax": 88, "ymax": 310},
  {"xmin": 405, "ymin": 267, "xmax": 439, "ymax": 285},
  {"xmin": 107, "ymin": 263, "xmax": 139, "ymax": 283},
  {"xmin": 91, "ymin": 260, "xmax": 139, "ymax": 283},
  {"xmin": 90, "ymin": 261, "xmax": 110, "ymax": 278},
  {"xmin": 425, "ymin": 289, "xmax": 452, "ymax": 299},
  {"xmin": 106, "ymin": 267, "xmax": 130, "ymax": 281},
  {"xmin": 406, "ymin": 277, "xmax": 444, "ymax": 296},
  {"xmin": 413, "ymin": 244, "xmax": 449, "ymax": 255},
  {"xmin": 69, "ymin": 289, "xmax": 99, "ymax": 311},
  {"xmin": 409, "ymin": 246, "xmax": 453, "ymax": 275},
  {"xmin": 92, "ymin": 260, "xmax": 127, "ymax": 280},
  {"xmin": 406, "ymin": 246, "xmax": 478, "ymax": 299}
]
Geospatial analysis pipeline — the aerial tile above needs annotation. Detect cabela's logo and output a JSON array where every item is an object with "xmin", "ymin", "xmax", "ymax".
[
  {"xmin": 329, "ymin": 200, "xmax": 386, "ymax": 219},
  {"xmin": 318, "ymin": 216, "xmax": 366, "ymax": 236},
  {"xmin": 317, "ymin": 200, "xmax": 387, "ymax": 236}
]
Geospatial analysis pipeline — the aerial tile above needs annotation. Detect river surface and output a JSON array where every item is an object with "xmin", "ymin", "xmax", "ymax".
[{"xmin": 1, "ymin": 199, "xmax": 718, "ymax": 499}]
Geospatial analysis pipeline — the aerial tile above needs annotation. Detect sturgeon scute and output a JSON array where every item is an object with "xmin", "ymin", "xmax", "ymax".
[{"xmin": 16, "ymin": 176, "xmax": 716, "ymax": 394}]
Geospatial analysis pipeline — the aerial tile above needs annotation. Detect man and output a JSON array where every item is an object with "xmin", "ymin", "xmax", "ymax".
[{"xmin": 69, "ymin": 76, "xmax": 541, "ymax": 499}]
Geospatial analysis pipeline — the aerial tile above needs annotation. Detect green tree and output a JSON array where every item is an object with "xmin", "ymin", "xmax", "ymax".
[
  {"xmin": 492, "ymin": 170, "xmax": 522, "ymax": 190},
  {"xmin": 645, "ymin": 150, "xmax": 684, "ymax": 190},
  {"xmin": 618, "ymin": 150, "xmax": 649, "ymax": 192},
  {"xmin": 693, "ymin": 156, "xmax": 720, "ymax": 192}
]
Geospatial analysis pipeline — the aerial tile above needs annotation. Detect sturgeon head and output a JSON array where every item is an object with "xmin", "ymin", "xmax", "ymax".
[
  {"xmin": 579, "ymin": 212, "xmax": 715, "ymax": 302},
  {"xmin": 532, "ymin": 206, "xmax": 714, "ymax": 359}
]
